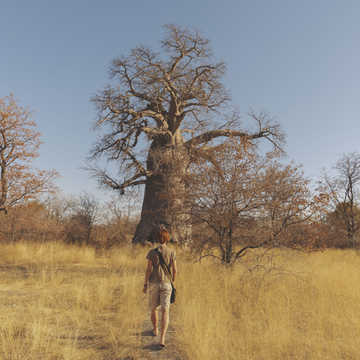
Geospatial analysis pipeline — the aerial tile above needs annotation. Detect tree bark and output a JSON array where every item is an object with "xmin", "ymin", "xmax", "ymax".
[{"xmin": 132, "ymin": 137, "xmax": 191, "ymax": 245}]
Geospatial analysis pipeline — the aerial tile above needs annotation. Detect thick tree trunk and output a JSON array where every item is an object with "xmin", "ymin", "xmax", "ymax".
[
  {"xmin": 221, "ymin": 239, "xmax": 233, "ymax": 264},
  {"xmin": 132, "ymin": 137, "xmax": 192, "ymax": 245}
]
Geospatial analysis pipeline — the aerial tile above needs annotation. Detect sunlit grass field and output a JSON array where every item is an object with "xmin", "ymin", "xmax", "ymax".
[
  {"xmin": 174, "ymin": 248, "xmax": 360, "ymax": 360},
  {"xmin": 0, "ymin": 242, "xmax": 359, "ymax": 359},
  {"xmin": 0, "ymin": 242, "xmax": 149, "ymax": 359}
]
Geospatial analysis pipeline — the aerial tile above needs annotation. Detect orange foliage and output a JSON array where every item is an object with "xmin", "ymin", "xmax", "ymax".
[
  {"xmin": 0, "ymin": 201, "xmax": 46, "ymax": 243},
  {"xmin": 0, "ymin": 94, "xmax": 59, "ymax": 213}
]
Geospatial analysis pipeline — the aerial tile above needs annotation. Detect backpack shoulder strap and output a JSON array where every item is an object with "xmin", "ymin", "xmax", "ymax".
[{"xmin": 155, "ymin": 248, "xmax": 173, "ymax": 284}]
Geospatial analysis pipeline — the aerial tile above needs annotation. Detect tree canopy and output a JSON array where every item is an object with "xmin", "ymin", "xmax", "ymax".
[
  {"xmin": 320, "ymin": 151, "xmax": 360, "ymax": 245},
  {"xmin": 0, "ymin": 94, "xmax": 59, "ymax": 213},
  {"xmin": 87, "ymin": 24, "xmax": 286, "ymax": 243}
]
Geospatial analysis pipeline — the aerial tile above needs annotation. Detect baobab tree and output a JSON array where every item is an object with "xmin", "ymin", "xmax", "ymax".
[
  {"xmin": 87, "ymin": 24, "xmax": 285, "ymax": 244},
  {"xmin": 0, "ymin": 94, "xmax": 59, "ymax": 214}
]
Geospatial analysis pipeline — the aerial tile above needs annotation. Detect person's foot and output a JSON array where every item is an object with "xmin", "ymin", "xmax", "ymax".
[
  {"xmin": 152, "ymin": 329, "xmax": 158, "ymax": 336},
  {"xmin": 159, "ymin": 344, "xmax": 165, "ymax": 350}
]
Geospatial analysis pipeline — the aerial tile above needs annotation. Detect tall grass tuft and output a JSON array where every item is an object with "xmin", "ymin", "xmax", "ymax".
[{"xmin": 173, "ymin": 249, "xmax": 360, "ymax": 359}]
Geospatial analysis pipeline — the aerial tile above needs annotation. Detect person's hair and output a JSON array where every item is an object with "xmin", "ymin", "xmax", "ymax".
[{"xmin": 156, "ymin": 229, "xmax": 170, "ymax": 245}]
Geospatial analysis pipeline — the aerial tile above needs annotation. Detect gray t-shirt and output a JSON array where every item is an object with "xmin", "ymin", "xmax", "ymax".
[{"xmin": 146, "ymin": 246, "xmax": 177, "ymax": 284}]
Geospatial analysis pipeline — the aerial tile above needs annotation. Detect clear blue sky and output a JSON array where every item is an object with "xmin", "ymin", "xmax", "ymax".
[{"xmin": 1, "ymin": 0, "xmax": 359, "ymax": 199}]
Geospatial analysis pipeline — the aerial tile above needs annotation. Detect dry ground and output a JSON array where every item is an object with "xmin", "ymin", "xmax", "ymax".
[
  {"xmin": 0, "ymin": 243, "xmax": 160, "ymax": 359},
  {"xmin": 0, "ymin": 242, "xmax": 359, "ymax": 359},
  {"xmin": 139, "ymin": 309, "xmax": 183, "ymax": 360}
]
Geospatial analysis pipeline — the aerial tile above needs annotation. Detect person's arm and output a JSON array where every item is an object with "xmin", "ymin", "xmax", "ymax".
[
  {"xmin": 143, "ymin": 259, "xmax": 152, "ymax": 293},
  {"xmin": 171, "ymin": 260, "xmax": 177, "ymax": 282}
]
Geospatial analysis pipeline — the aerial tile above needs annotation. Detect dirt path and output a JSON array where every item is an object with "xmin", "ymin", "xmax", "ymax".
[
  {"xmin": 138, "ymin": 309, "xmax": 185, "ymax": 360},
  {"xmin": 0, "ymin": 265, "xmax": 186, "ymax": 359}
]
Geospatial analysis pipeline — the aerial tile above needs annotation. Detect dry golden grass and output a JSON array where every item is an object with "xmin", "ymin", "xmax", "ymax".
[
  {"xmin": 174, "ymin": 248, "xmax": 360, "ymax": 360},
  {"xmin": 0, "ymin": 242, "xmax": 150, "ymax": 359},
  {"xmin": 1, "ymin": 242, "xmax": 359, "ymax": 359}
]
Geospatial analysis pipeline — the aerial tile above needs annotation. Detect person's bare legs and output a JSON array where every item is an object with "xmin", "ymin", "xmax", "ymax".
[
  {"xmin": 151, "ymin": 308, "xmax": 158, "ymax": 335},
  {"xmin": 160, "ymin": 307, "xmax": 169, "ymax": 345}
]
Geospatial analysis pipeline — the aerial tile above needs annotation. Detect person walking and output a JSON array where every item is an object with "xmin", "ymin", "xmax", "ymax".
[{"xmin": 143, "ymin": 229, "xmax": 177, "ymax": 350}]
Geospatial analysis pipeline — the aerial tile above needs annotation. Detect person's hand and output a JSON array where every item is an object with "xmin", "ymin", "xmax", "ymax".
[{"xmin": 143, "ymin": 284, "xmax": 148, "ymax": 294}]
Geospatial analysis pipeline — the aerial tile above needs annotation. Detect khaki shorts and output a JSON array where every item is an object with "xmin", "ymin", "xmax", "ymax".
[{"xmin": 149, "ymin": 283, "xmax": 172, "ymax": 309}]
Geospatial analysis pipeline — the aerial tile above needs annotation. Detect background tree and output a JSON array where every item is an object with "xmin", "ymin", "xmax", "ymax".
[
  {"xmin": 185, "ymin": 140, "xmax": 328, "ymax": 264},
  {"xmin": 102, "ymin": 190, "xmax": 141, "ymax": 245},
  {"xmin": 320, "ymin": 151, "xmax": 360, "ymax": 247},
  {"xmin": 87, "ymin": 24, "xmax": 285, "ymax": 244},
  {"xmin": 0, "ymin": 201, "xmax": 46, "ymax": 243},
  {"xmin": 71, "ymin": 191, "xmax": 99, "ymax": 245},
  {"xmin": 44, "ymin": 192, "xmax": 77, "ymax": 221},
  {"xmin": 41, "ymin": 192, "xmax": 77, "ymax": 242},
  {"xmin": 0, "ymin": 94, "xmax": 59, "ymax": 213}
]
